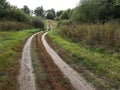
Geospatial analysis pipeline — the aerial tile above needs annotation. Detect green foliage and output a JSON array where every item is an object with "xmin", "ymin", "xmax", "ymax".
[
  {"xmin": 57, "ymin": 20, "xmax": 73, "ymax": 27},
  {"xmin": 31, "ymin": 16, "xmax": 45, "ymax": 29},
  {"xmin": 34, "ymin": 6, "xmax": 44, "ymax": 17},
  {"xmin": 56, "ymin": 9, "xmax": 73, "ymax": 21},
  {"xmin": 0, "ymin": 8, "xmax": 30, "ymax": 22},
  {"xmin": 56, "ymin": 10, "xmax": 63, "ymax": 17},
  {"xmin": 21, "ymin": 5, "xmax": 30, "ymax": 15},
  {"xmin": 61, "ymin": 9, "xmax": 70, "ymax": 20},
  {"xmin": 46, "ymin": 12, "xmax": 55, "ymax": 20},
  {"xmin": 72, "ymin": 0, "xmax": 119, "ymax": 23},
  {"xmin": 48, "ymin": 29, "xmax": 120, "ymax": 89},
  {"xmin": 46, "ymin": 8, "xmax": 55, "ymax": 20},
  {"xmin": 59, "ymin": 22, "xmax": 120, "ymax": 52},
  {"xmin": 0, "ymin": 21, "xmax": 33, "ymax": 31},
  {"xmin": 0, "ymin": 0, "xmax": 10, "ymax": 10}
]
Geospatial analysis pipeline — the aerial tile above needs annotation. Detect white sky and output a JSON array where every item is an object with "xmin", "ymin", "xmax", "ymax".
[{"xmin": 6, "ymin": 0, "xmax": 80, "ymax": 11}]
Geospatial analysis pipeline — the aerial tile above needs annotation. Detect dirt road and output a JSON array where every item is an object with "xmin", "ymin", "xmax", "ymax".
[
  {"xmin": 19, "ymin": 31, "xmax": 95, "ymax": 90},
  {"xmin": 42, "ymin": 32, "xmax": 95, "ymax": 90},
  {"xmin": 19, "ymin": 33, "xmax": 39, "ymax": 90},
  {"xmin": 34, "ymin": 33, "xmax": 75, "ymax": 90}
]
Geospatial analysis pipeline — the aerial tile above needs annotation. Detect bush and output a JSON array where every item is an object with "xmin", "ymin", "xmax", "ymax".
[
  {"xmin": 0, "ymin": 8, "xmax": 30, "ymax": 22},
  {"xmin": 31, "ymin": 16, "xmax": 45, "ymax": 29}
]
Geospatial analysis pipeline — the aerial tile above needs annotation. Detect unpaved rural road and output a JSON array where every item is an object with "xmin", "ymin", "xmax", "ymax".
[
  {"xmin": 19, "ymin": 33, "xmax": 39, "ymax": 90},
  {"xmin": 19, "ymin": 31, "xmax": 95, "ymax": 90}
]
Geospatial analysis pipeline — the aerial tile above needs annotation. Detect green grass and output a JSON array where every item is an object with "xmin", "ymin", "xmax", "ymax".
[
  {"xmin": 48, "ymin": 29, "xmax": 120, "ymax": 90},
  {"xmin": 0, "ymin": 29, "xmax": 39, "ymax": 90}
]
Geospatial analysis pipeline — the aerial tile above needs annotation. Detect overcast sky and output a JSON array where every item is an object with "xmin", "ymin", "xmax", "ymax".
[{"xmin": 6, "ymin": 0, "xmax": 80, "ymax": 11}]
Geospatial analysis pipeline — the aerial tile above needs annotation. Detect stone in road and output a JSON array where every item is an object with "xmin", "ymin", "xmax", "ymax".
[
  {"xmin": 42, "ymin": 32, "xmax": 95, "ymax": 90},
  {"xmin": 19, "ymin": 33, "xmax": 39, "ymax": 90}
]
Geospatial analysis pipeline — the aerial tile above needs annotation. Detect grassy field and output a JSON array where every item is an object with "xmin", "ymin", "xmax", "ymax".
[
  {"xmin": 48, "ymin": 29, "xmax": 120, "ymax": 90},
  {"xmin": 0, "ymin": 29, "xmax": 39, "ymax": 90}
]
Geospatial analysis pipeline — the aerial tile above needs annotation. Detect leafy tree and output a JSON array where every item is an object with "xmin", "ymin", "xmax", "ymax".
[
  {"xmin": 56, "ymin": 10, "xmax": 63, "ymax": 17},
  {"xmin": 71, "ymin": 0, "xmax": 119, "ymax": 23},
  {"xmin": 34, "ymin": 6, "xmax": 44, "ymax": 17},
  {"xmin": 72, "ymin": 0, "xmax": 99, "ymax": 23},
  {"xmin": 46, "ymin": 8, "xmax": 55, "ymax": 19},
  {"xmin": 32, "ymin": 16, "xmax": 45, "ymax": 29},
  {"xmin": 46, "ymin": 12, "xmax": 55, "ymax": 19},
  {"xmin": 21, "ymin": 5, "xmax": 30, "ymax": 15},
  {"xmin": 0, "ymin": 0, "xmax": 10, "ymax": 10},
  {"xmin": 61, "ymin": 9, "xmax": 72, "ymax": 20}
]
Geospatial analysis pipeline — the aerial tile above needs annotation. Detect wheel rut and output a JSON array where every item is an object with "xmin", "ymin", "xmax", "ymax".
[
  {"xmin": 42, "ymin": 32, "xmax": 95, "ymax": 90},
  {"xmin": 34, "ymin": 33, "xmax": 75, "ymax": 90}
]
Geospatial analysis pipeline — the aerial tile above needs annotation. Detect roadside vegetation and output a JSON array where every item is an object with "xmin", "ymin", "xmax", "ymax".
[
  {"xmin": 0, "ymin": 29, "xmax": 39, "ymax": 90},
  {"xmin": 59, "ymin": 22, "xmax": 120, "ymax": 53},
  {"xmin": 0, "ymin": 0, "xmax": 45, "ymax": 89},
  {"xmin": 0, "ymin": 0, "xmax": 45, "ymax": 31}
]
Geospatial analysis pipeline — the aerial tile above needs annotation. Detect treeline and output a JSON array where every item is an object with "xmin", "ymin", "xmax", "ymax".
[
  {"xmin": 0, "ymin": 0, "xmax": 44, "ymax": 31},
  {"xmin": 72, "ymin": 0, "xmax": 120, "ymax": 23},
  {"xmin": 53, "ymin": 0, "xmax": 120, "ymax": 24}
]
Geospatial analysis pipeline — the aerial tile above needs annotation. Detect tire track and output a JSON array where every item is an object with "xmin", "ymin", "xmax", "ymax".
[
  {"xmin": 19, "ymin": 32, "xmax": 39, "ymax": 90},
  {"xmin": 42, "ymin": 32, "xmax": 95, "ymax": 90}
]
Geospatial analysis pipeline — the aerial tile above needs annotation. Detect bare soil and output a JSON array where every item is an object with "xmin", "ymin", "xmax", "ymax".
[{"xmin": 34, "ymin": 33, "xmax": 75, "ymax": 90}]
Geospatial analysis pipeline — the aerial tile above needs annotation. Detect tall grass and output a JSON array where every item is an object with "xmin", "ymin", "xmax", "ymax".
[
  {"xmin": 0, "ymin": 29, "xmax": 39, "ymax": 90},
  {"xmin": 59, "ymin": 22, "xmax": 120, "ymax": 52},
  {"xmin": 0, "ymin": 21, "xmax": 33, "ymax": 31}
]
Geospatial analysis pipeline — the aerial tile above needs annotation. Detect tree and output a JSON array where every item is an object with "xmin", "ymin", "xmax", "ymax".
[
  {"xmin": 46, "ymin": 12, "xmax": 55, "ymax": 19},
  {"xmin": 34, "ymin": 6, "xmax": 44, "ymax": 17},
  {"xmin": 0, "ymin": 0, "xmax": 10, "ymax": 9},
  {"xmin": 72, "ymin": 0, "xmax": 99, "ymax": 23},
  {"xmin": 56, "ymin": 10, "xmax": 63, "ymax": 17},
  {"xmin": 21, "ymin": 5, "xmax": 30, "ymax": 15},
  {"xmin": 46, "ymin": 8, "xmax": 55, "ymax": 19},
  {"xmin": 61, "ymin": 9, "xmax": 72, "ymax": 20}
]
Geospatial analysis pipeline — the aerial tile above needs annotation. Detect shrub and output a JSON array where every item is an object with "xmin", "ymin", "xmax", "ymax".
[
  {"xmin": 31, "ymin": 16, "xmax": 45, "ymax": 29},
  {"xmin": 0, "ymin": 8, "xmax": 30, "ymax": 22}
]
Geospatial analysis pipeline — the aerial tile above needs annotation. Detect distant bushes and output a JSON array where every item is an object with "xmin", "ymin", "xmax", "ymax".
[
  {"xmin": 0, "ymin": 17, "xmax": 45, "ymax": 31},
  {"xmin": 31, "ymin": 16, "xmax": 45, "ymax": 29},
  {"xmin": 0, "ymin": 8, "xmax": 30, "ymax": 22},
  {"xmin": 0, "ymin": 5, "xmax": 45, "ymax": 31},
  {"xmin": 59, "ymin": 22, "xmax": 120, "ymax": 52}
]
